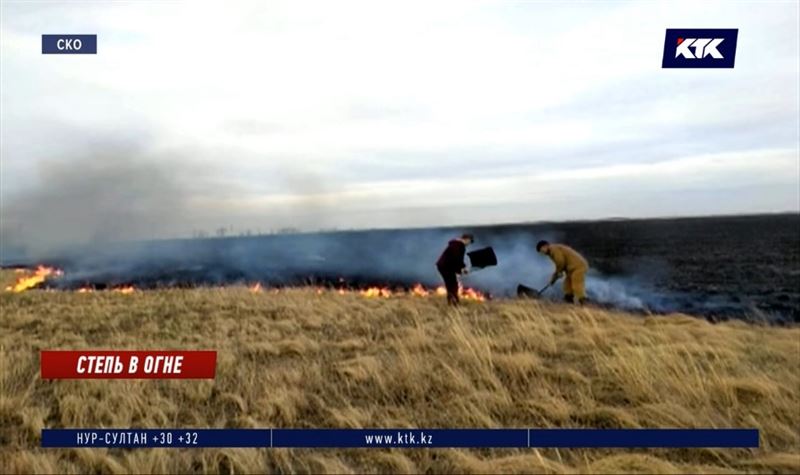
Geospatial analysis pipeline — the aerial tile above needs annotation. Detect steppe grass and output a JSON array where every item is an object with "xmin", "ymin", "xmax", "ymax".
[{"xmin": 1, "ymin": 270, "xmax": 798, "ymax": 473}]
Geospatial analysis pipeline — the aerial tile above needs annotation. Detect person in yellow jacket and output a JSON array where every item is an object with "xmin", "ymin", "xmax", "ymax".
[{"xmin": 536, "ymin": 240, "xmax": 589, "ymax": 304}]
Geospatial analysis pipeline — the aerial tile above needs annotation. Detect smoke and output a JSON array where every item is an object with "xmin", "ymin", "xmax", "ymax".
[
  {"xmin": 0, "ymin": 144, "xmax": 746, "ymax": 318},
  {"xmin": 584, "ymin": 275, "xmax": 646, "ymax": 309},
  {"xmin": 1, "ymin": 148, "xmax": 194, "ymax": 259},
  {"xmin": 460, "ymin": 231, "xmax": 560, "ymax": 294},
  {"xmin": 463, "ymin": 232, "xmax": 667, "ymax": 311},
  {"xmin": 0, "ymin": 133, "xmax": 342, "ymax": 261},
  {"xmin": 1, "ymin": 219, "xmax": 705, "ymax": 316}
]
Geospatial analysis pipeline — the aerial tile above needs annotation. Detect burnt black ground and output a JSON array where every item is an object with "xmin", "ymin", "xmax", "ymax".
[
  {"xmin": 3, "ymin": 213, "xmax": 799, "ymax": 322},
  {"xmin": 480, "ymin": 214, "xmax": 800, "ymax": 322}
]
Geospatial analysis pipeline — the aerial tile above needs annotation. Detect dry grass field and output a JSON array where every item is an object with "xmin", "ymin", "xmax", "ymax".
[{"xmin": 1, "ymin": 269, "xmax": 799, "ymax": 474}]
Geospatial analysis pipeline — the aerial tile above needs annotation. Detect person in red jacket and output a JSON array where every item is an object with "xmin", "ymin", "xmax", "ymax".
[{"xmin": 436, "ymin": 233, "xmax": 474, "ymax": 305}]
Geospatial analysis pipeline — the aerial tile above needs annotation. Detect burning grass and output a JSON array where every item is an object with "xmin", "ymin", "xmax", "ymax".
[
  {"xmin": 5, "ymin": 267, "xmax": 487, "ymax": 301},
  {"xmin": 0, "ymin": 269, "xmax": 799, "ymax": 474},
  {"xmin": 4, "ymin": 266, "xmax": 62, "ymax": 293}
]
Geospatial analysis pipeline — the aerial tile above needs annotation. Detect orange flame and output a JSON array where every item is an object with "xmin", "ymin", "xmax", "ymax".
[
  {"xmin": 459, "ymin": 286, "xmax": 486, "ymax": 302},
  {"xmin": 5, "ymin": 266, "xmax": 62, "ymax": 292},
  {"xmin": 426, "ymin": 285, "xmax": 486, "ymax": 301},
  {"xmin": 411, "ymin": 283, "xmax": 429, "ymax": 297},
  {"xmin": 1, "ymin": 272, "xmax": 487, "ymax": 302},
  {"xmin": 360, "ymin": 287, "xmax": 392, "ymax": 298},
  {"xmin": 339, "ymin": 283, "xmax": 486, "ymax": 301}
]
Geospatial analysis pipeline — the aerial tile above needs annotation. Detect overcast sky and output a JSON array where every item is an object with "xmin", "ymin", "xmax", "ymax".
[{"xmin": 1, "ymin": 0, "xmax": 798, "ymax": 238}]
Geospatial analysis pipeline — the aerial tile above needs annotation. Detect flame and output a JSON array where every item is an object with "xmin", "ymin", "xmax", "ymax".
[
  {"xmin": 5, "ymin": 266, "xmax": 62, "ymax": 292},
  {"xmin": 2, "ymin": 270, "xmax": 488, "ymax": 302},
  {"xmin": 347, "ymin": 283, "xmax": 485, "ymax": 301},
  {"xmin": 418, "ymin": 284, "xmax": 486, "ymax": 302},
  {"xmin": 360, "ymin": 287, "xmax": 392, "ymax": 298},
  {"xmin": 459, "ymin": 286, "xmax": 486, "ymax": 302},
  {"xmin": 411, "ymin": 283, "xmax": 429, "ymax": 297}
]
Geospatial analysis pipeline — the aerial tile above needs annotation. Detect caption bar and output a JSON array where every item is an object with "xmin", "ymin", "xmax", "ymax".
[
  {"xmin": 40, "ymin": 351, "xmax": 217, "ymax": 379},
  {"xmin": 42, "ymin": 429, "xmax": 759, "ymax": 448},
  {"xmin": 42, "ymin": 34, "xmax": 97, "ymax": 54}
]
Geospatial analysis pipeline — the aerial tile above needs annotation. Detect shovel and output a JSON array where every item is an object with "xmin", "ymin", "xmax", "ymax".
[{"xmin": 517, "ymin": 282, "xmax": 553, "ymax": 299}]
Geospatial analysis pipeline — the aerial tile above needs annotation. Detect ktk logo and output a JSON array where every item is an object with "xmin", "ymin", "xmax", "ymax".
[
  {"xmin": 675, "ymin": 38, "xmax": 724, "ymax": 59},
  {"xmin": 662, "ymin": 29, "xmax": 738, "ymax": 68}
]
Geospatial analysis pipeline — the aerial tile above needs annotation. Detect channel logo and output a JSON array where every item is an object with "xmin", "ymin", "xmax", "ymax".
[{"xmin": 662, "ymin": 29, "xmax": 738, "ymax": 68}]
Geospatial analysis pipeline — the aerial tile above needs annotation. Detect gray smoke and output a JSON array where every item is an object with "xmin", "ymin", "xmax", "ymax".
[
  {"xmin": 463, "ymin": 232, "xmax": 660, "ymax": 310},
  {"xmin": 0, "ymin": 142, "xmax": 349, "ymax": 262},
  {"xmin": 1, "ymin": 217, "xmax": 681, "ymax": 315},
  {"xmin": 0, "ymin": 147, "xmax": 726, "ymax": 317},
  {"xmin": 1, "ymin": 149, "xmax": 194, "ymax": 258}
]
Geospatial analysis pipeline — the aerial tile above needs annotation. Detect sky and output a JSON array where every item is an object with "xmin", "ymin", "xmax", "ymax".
[{"xmin": 1, "ymin": 0, "xmax": 798, "ymax": 241}]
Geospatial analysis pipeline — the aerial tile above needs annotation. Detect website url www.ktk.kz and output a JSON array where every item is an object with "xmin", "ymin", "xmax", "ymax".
[{"xmin": 364, "ymin": 431, "xmax": 433, "ymax": 446}]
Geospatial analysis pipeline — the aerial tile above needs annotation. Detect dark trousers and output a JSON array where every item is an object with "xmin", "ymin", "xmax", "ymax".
[{"xmin": 437, "ymin": 266, "xmax": 460, "ymax": 305}]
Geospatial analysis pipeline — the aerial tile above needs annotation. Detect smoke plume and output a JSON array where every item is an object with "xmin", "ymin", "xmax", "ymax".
[{"xmin": 1, "ymin": 149, "xmax": 193, "ymax": 258}]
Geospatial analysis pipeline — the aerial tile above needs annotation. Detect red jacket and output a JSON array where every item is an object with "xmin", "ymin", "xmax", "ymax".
[{"xmin": 436, "ymin": 240, "xmax": 466, "ymax": 273}]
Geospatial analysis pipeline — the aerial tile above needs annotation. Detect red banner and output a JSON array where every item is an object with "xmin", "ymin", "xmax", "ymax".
[{"xmin": 40, "ymin": 350, "xmax": 217, "ymax": 379}]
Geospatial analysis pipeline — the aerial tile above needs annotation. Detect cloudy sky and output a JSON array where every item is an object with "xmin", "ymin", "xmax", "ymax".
[{"xmin": 1, "ymin": 0, "xmax": 798, "ymax": 239}]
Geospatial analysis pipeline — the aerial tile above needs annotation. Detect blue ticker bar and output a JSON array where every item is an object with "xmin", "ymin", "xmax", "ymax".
[
  {"xmin": 273, "ymin": 429, "xmax": 528, "ymax": 448},
  {"xmin": 530, "ymin": 429, "xmax": 759, "ymax": 448},
  {"xmin": 41, "ymin": 428, "xmax": 759, "ymax": 449},
  {"xmin": 41, "ymin": 429, "xmax": 269, "ymax": 448}
]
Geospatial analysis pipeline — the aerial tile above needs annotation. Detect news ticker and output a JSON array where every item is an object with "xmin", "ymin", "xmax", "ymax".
[{"xmin": 42, "ymin": 429, "xmax": 758, "ymax": 448}]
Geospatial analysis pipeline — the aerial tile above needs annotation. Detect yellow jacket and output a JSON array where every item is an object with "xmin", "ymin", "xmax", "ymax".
[{"xmin": 546, "ymin": 244, "xmax": 588, "ymax": 274}]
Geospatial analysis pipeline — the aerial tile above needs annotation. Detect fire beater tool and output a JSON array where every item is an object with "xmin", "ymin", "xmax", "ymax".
[
  {"xmin": 467, "ymin": 247, "xmax": 497, "ymax": 270},
  {"xmin": 517, "ymin": 281, "xmax": 554, "ymax": 299}
]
